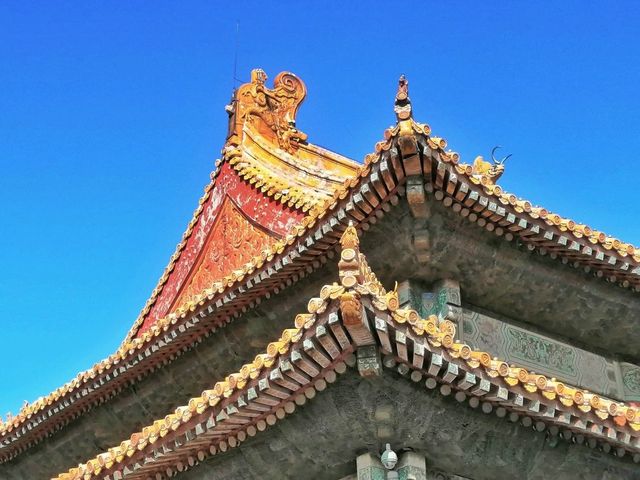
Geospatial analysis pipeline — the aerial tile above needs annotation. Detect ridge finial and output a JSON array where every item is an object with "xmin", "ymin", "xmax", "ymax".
[
  {"xmin": 338, "ymin": 223, "xmax": 363, "ymax": 288},
  {"xmin": 394, "ymin": 74, "xmax": 412, "ymax": 122},
  {"xmin": 225, "ymin": 69, "xmax": 308, "ymax": 152},
  {"xmin": 340, "ymin": 221, "xmax": 359, "ymax": 249}
]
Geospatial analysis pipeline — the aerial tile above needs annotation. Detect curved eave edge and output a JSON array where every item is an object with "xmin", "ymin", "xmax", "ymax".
[
  {"xmin": 52, "ymin": 243, "xmax": 640, "ymax": 480},
  {"xmin": 0, "ymin": 120, "xmax": 386, "ymax": 460},
  {"xmin": 124, "ymin": 122, "xmax": 360, "ymax": 344},
  {"xmin": 5, "ymin": 113, "xmax": 640, "ymax": 462},
  {"xmin": 375, "ymin": 124, "xmax": 640, "ymax": 289}
]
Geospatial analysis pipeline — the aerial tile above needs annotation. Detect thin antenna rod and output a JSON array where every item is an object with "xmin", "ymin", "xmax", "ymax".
[{"xmin": 232, "ymin": 21, "xmax": 240, "ymax": 89}]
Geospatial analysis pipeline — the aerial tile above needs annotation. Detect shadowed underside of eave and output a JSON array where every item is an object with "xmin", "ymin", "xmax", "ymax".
[
  {"xmin": 173, "ymin": 372, "xmax": 640, "ymax": 480},
  {"xmin": 48, "ymin": 226, "xmax": 640, "ymax": 480},
  {"xmin": 3, "ymin": 71, "xmax": 640, "ymax": 471}
]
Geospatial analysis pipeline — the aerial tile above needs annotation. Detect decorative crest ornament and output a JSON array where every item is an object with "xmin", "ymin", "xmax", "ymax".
[
  {"xmin": 468, "ymin": 147, "xmax": 512, "ymax": 183},
  {"xmin": 338, "ymin": 222, "xmax": 363, "ymax": 288},
  {"xmin": 394, "ymin": 75, "xmax": 412, "ymax": 121},
  {"xmin": 387, "ymin": 75, "xmax": 431, "ymax": 138},
  {"xmin": 337, "ymin": 223, "xmax": 368, "ymax": 342},
  {"xmin": 226, "ymin": 69, "xmax": 308, "ymax": 153},
  {"xmin": 339, "ymin": 222, "xmax": 360, "ymax": 249}
]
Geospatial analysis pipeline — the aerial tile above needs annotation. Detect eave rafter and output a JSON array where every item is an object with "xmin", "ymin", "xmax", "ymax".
[
  {"xmin": 0, "ymin": 119, "xmax": 400, "ymax": 461},
  {"xmin": 383, "ymin": 74, "xmax": 640, "ymax": 288},
  {"xmin": 52, "ymin": 226, "xmax": 640, "ymax": 480},
  {"xmin": 4, "ymin": 72, "xmax": 640, "ymax": 465}
]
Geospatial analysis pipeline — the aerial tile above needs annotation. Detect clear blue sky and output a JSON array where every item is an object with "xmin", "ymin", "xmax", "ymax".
[{"xmin": 1, "ymin": 2, "xmax": 639, "ymax": 416}]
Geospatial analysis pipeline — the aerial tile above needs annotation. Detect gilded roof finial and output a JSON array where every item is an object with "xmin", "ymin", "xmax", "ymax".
[
  {"xmin": 340, "ymin": 221, "xmax": 360, "ymax": 249},
  {"xmin": 225, "ymin": 69, "xmax": 308, "ymax": 153},
  {"xmin": 389, "ymin": 75, "xmax": 430, "ymax": 137},
  {"xmin": 337, "ymin": 222, "xmax": 366, "ymax": 340},
  {"xmin": 394, "ymin": 75, "xmax": 412, "ymax": 122},
  {"xmin": 338, "ymin": 222, "xmax": 363, "ymax": 288}
]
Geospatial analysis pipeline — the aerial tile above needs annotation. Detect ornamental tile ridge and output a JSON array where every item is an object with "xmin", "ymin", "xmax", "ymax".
[
  {"xmin": 224, "ymin": 123, "xmax": 357, "ymax": 213},
  {"xmin": 51, "ymin": 229, "xmax": 640, "ymax": 478},
  {"xmin": 0, "ymin": 106, "xmax": 399, "ymax": 452},
  {"xmin": 51, "ymin": 282, "xmax": 355, "ymax": 480},
  {"xmin": 227, "ymin": 148, "xmax": 327, "ymax": 213},
  {"xmin": 121, "ymin": 174, "xmax": 219, "ymax": 346},
  {"xmin": 386, "ymin": 74, "xmax": 640, "ymax": 267},
  {"xmin": 239, "ymin": 122, "xmax": 353, "ymax": 184}
]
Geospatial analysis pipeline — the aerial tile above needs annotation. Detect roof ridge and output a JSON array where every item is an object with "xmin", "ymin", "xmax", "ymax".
[
  {"xmin": 392, "ymin": 74, "xmax": 639, "ymax": 262},
  {"xmin": 0, "ymin": 97, "xmax": 389, "ymax": 452},
  {"xmin": 122, "ymin": 69, "xmax": 361, "ymax": 342},
  {"xmin": 51, "ymin": 226, "xmax": 640, "ymax": 479},
  {"xmin": 7, "ymin": 72, "xmax": 640, "ymax": 463},
  {"xmin": 453, "ymin": 161, "xmax": 640, "ymax": 258}
]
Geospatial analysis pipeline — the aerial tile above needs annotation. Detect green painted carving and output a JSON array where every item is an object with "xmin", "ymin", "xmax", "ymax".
[
  {"xmin": 622, "ymin": 364, "xmax": 640, "ymax": 395},
  {"xmin": 506, "ymin": 327, "xmax": 577, "ymax": 377},
  {"xmin": 398, "ymin": 465, "xmax": 427, "ymax": 480},
  {"xmin": 358, "ymin": 466, "xmax": 386, "ymax": 480},
  {"xmin": 407, "ymin": 286, "xmax": 423, "ymax": 317},
  {"xmin": 397, "ymin": 281, "xmax": 424, "ymax": 316},
  {"xmin": 461, "ymin": 309, "xmax": 621, "ymax": 398},
  {"xmin": 422, "ymin": 290, "xmax": 447, "ymax": 319},
  {"xmin": 373, "ymin": 470, "xmax": 385, "ymax": 480}
]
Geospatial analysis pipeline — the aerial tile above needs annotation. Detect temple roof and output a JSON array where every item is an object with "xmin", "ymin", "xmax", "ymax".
[
  {"xmin": 125, "ymin": 69, "xmax": 359, "ymax": 341},
  {"xmin": 52, "ymin": 226, "xmax": 640, "ymax": 480},
  {"xmin": 3, "ymin": 70, "xmax": 640, "ymax": 467},
  {"xmin": 224, "ymin": 69, "xmax": 358, "ymax": 212}
]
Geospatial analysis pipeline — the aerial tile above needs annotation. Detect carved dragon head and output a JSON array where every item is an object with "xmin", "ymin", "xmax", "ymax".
[{"xmin": 471, "ymin": 146, "xmax": 512, "ymax": 183}]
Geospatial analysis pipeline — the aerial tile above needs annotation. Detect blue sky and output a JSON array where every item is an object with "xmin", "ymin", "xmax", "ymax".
[{"xmin": 1, "ymin": 2, "xmax": 639, "ymax": 416}]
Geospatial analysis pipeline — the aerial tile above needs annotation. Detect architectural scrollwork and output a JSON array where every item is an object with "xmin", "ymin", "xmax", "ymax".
[{"xmin": 228, "ymin": 69, "xmax": 308, "ymax": 153}]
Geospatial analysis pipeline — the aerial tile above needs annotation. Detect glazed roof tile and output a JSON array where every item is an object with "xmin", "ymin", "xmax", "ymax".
[
  {"xmin": 453, "ymin": 161, "xmax": 640, "ymax": 261},
  {"xmin": 5, "ymin": 71, "xmax": 640, "ymax": 463},
  {"xmin": 51, "ymin": 226, "xmax": 640, "ymax": 480},
  {"xmin": 122, "ymin": 70, "xmax": 359, "ymax": 343},
  {"xmin": 0, "ymin": 141, "xmax": 371, "ymax": 457}
]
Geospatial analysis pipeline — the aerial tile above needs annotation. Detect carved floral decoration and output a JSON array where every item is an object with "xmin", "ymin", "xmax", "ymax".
[{"xmin": 172, "ymin": 196, "xmax": 278, "ymax": 311}]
